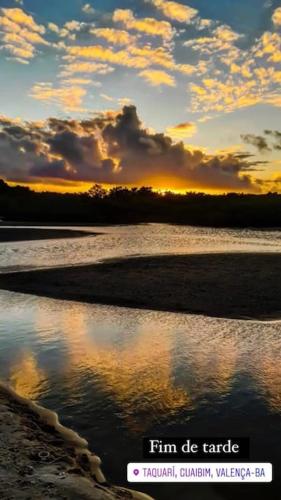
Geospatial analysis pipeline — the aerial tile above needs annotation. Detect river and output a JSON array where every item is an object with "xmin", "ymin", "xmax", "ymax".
[{"xmin": 0, "ymin": 223, "xmax": 280, "ymax": 500}]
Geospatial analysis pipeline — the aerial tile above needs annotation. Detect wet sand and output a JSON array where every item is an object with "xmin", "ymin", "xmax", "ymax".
[
  {"xmin": 0, "ymin": 253, "xmax": 281, "ymax": 320},
  {"xmin": 0, "ymin": 227, "xmax": 96, "ymax": 242},
  {"xmin": 0, "ymin": 383, "xmax": 152, "ymax": 500}
]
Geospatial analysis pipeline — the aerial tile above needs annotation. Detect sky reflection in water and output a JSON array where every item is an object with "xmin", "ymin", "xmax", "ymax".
[{"xmin": 0, "ymin": 224, "xmax": 280, "ymax": 499}]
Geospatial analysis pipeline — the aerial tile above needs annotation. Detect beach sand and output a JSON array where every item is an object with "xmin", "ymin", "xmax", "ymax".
[
  {"xmin": 0, "ymin": 383, "xmax": 153, "ymax": 500},
  {"xmin": 0, "ymin": 227, "xmax": 96, "ymax": 242},
  {"xmin": 0, "ymin": 253, "xmax": 281, "ymax": 320}
]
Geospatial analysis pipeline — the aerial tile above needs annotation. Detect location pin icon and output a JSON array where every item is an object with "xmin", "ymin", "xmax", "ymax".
[{"xmin": 133, "ymin": 469, "xmax": 139, "ymax": 476}]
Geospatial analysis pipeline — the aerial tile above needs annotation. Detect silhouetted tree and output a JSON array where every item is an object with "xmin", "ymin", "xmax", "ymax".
[
  {"xmin": 87, "ymin": 184, "xmax": 107, "ymax": 199},
  {"xmin": 0, "ymin": 179, "xmax": 280, "ymax": 228}
]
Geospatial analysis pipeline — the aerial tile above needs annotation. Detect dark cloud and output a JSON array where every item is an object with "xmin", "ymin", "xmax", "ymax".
[
  {"xmin": 242, "ymin": 130, "xmax": 281, "ymax": 154},
  {"xmin": 241, "ymin": 133, "xmax": 271, "ymax": 153},
  {"xmin": 0, "ymin": 106, "xmax": 271, "ymax": 191},
  {"xmin": 264, "ymin": 130, "xmax": 281, "ymax": 150},
  {"xmin": 100, "ymin": 106, "xmax": 261, "ymax": 190}
]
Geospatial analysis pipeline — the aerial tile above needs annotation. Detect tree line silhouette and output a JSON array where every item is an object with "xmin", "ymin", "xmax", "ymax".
[{"xmin": 0, "ymin": 179, "xmax": 281, "ymax": 228}]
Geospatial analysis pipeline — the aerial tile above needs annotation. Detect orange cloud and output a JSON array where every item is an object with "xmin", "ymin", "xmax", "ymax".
[
  {"xmin": 151, "ymin": 0, "xmax": 197, "ymax": 23},
  {"xmin": 256, "ymin": 32, "xmax": 281, "ymax": 62},
  {"xmin": 0, "ymin": 7, "xmax": 48, "ymax": 62},
  {"xmin": 166, "ymin": 121, "xmax": 197, "ymax": 139},
  {"xmin": 30, "ymin": 82, "xmax": 87, "ymax": 112},
  {"xmin": 139, "ymin": 69, "xmax": 176, "ymax": 86},
  {"xmin": 129, "ymin": 45, "xmax": 175, "ymax": 69},
  {"xmin": 272, "ymin": 7, "xmax": 281, "ymax": 26},
  {"xmin": 184, "ymin": 22, "xmax": 281, "ymax": 117},
  {"xmin": 184, "ymin": 24, "xmax": 242, "ymax": 54},
  {"xmin": 92, "ymin": 28, "xmax": 136, "ymax": 45},
  {"xmin": 48, "ymin": 22, "xmax": 60, "ymax": 33},
  {"xmin": 66, "ymin": 42, "xmax": 199, "ymax": 82},
  {"xmin": 61, "ymin": 77, "xmax": 92, "ymax": 86},
  {"xmin": 60, "ymin": 61, "xmax": 114, "ymax": 77},
  {"xmin": 2, "ymin": 7, "xmax": 45, "ymax": 33},
  {"xmin": 67, "ymin": 44, "xmax": 149, "ymax": 69},
  {"xmin": 2, "ymin": 33, "xmax": 35, "ymax": 59},
  {"xmin": 190, "ymin": 78, "xmax": 261, "ymax": 114},
  {"xmin": 113, "ymin": 8, "xmax": 173, "ymax": 41}
]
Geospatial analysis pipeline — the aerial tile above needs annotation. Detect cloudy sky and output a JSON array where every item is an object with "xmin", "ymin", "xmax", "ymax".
[{"xmin": 0, "ymin": 0, "xmax": 281, "ymax": 193}]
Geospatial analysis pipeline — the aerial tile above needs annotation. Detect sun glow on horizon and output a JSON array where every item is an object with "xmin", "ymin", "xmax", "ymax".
[{"xmin": 7, "ymin": 178, "xmax": 257, "ymax": 196}]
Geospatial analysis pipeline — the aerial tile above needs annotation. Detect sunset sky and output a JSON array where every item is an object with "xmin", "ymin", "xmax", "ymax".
[{"xmin": 0, "ymin": 0, "xmax": 281, "ymax": 193}]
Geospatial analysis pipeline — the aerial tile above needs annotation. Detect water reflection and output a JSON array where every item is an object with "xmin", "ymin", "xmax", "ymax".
[
  {"xmin": 251, "ymin": 342, "xmax": 281, "ymax": 413},
  {"xmin": 1, "ymin": 293, "xmax": 281, "ymax": 422},
  {"xmin": 9, "ymin": 350, "xmax": 48, "ymax": 399},
  {"xmin": 64, "ymin": 317, "xmax": 189, "ymax": 432},
  {"xmin": 0, "ymin": 291, "xmax": 280, "ymax": 498},
  {"xmin": 1, "ymin": 225, "xmax": 281, "ymax": 500}
]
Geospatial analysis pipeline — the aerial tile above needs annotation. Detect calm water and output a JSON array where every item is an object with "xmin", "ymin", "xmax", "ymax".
[{"xmin": 0, "ymin": 224, "xmax": 280, "ymax": 500}]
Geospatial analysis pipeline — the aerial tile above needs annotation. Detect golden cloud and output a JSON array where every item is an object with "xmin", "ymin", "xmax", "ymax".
[
  {"xmin": 67, "ymin": 44, "xmax": 149, "ymax": 69},
  {"xmin": 30, "ymin": 82, "xmax": 87, "ymax": 112},
  {"xmin": 230, "ymin": 62, "xmax": 252, "ymax": 78},
  {"xmin": 166, "ymin": 121, "xmax": 197, "ymax": 139},
  {"xmin": 113, "ymin": 8, "xmax": 173, "ymax": 41},
  {"xmin": 139, "ymin": 69, "xmax": 176, "ymax": 86},
  {"xmin": 256, "ymin": 31, "xmax": 281, "ymax": 59},
  {"xmin": 60, "ymin": 61, "xmax": 115, "ymax": 77},
  {"xmin": 151, "ymin": 0, "xmax": 197, "ymax": 23},
  {"xmin": 92, "ymin": 28, "xmax": 136, "ymax": 45},
  {"xmin": 190, "ymin": 78, "xmax": 262, "ymax": 114},
  {"xmin": 265, "ymin": 94, "xmax": 281, "ymax": 107},
  {"xmin": 184, "ymin": 20, "xmax": 281, "ymax": 117},
  {"xmin": 129, "ymin": 45, "xmax": 175, "ymax": 69},
  {"xmin": 3, "ymin": 43, "xmax": 34, "ymax": 60},
  {"xmin": 48, "ymin": 22, "xmax": 60, "ymax": 33},
  {"xmin": 272, "ymin": 7, "xmax": 281, "ymax": 26},
  {"xmin": 184, "ymin": 24, "xmax": 242, "ymax": 54},
  {"xmin": 2, "ymin": 7, "xmax": 45, "ymax": 33},
  {"xmin": 61, "ymin": 77, "xmax": 92, "ymax": 86},
  {"xmin": 0, "ymin": 7, "xmax": 48, "ymax": 62},
  {"xmin": 64, "ymin": 20, "xmax": 81, "ymax": 32},
  {"xmin": 65, "ymin": 42, "xmax": 199, "ymax": 83}
]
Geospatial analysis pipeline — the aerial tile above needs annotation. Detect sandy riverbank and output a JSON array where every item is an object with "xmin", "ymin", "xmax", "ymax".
[
  {"xmin": 0, "ymin": 228, "xmax": 96, "ymax": 242},
  {"xmin": 0, "ymin": 383, "xmax": 153, "ymax": 500},
  {"xmin": 0, "ymin": 253, "xmax": 281, "ymax": 320}
]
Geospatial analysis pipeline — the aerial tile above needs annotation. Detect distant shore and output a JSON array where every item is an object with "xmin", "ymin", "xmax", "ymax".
[
  {"xmin": 1, "ymin": 253, "xmax": 281, "ymax": 320},
  {"xmin": 0, "ymin": 227, "xmax": 96, "ymax": 242},
  {"xmin": 0, "ymin": 383, "xmax": 152, "ymax": 500}
]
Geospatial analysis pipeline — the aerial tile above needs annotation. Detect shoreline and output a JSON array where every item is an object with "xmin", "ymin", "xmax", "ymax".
[
  {"xmin": 0, "ymin": 227, "xmax": 97, "ymax": 243},
  {"xmin": 1, "ymin": 253, "xmax": 281, "ymax": 320},
  {"xmin": 1, "ymin": 221, "xmax": 281, "ymax": 232},
  {"xmin": 0, "ymin": 383, "xmax": 153, "ymax": 500}
]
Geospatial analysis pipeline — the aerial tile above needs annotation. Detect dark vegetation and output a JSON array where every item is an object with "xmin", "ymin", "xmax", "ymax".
[{"xmin": 0, "ymin": 179, "xmax": 281, "ymax": 228}]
